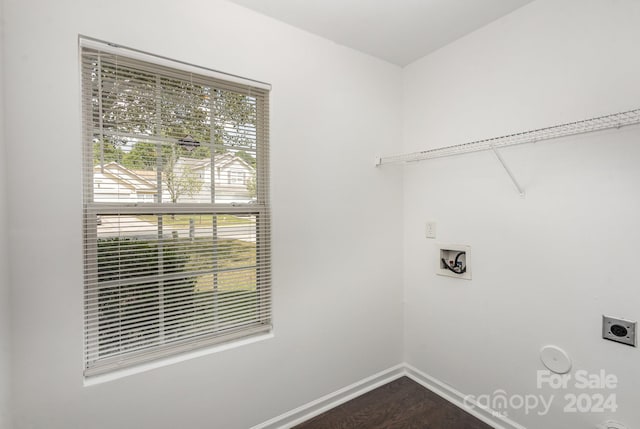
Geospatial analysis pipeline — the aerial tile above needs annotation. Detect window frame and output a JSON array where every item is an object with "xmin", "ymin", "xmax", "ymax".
[{"xmin": 81, "ymin": 37, "xmax": 272, "ymax": 377}]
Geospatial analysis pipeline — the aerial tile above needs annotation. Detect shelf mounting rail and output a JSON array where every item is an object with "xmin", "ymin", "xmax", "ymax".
[{"xmin": 375, "ymin": 108, "xmax": 640, "ymax": 196}]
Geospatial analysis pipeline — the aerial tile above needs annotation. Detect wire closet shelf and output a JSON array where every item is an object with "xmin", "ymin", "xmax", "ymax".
[{"xmin": 376, "ymin": 108, "xmax": 640, "ymax": 166}]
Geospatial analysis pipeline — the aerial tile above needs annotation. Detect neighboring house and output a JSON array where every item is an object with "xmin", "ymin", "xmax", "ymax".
[
  {"xmin": 94, "ymin": 154, "xmax": 255, "ymax": 204},
  {"xmin": 174, "ymin": 153, "xmax": 255, "ymax": 203},
  {"xmin": 93, "ymin": 162, "xmax": 157, "ymax": 203}
]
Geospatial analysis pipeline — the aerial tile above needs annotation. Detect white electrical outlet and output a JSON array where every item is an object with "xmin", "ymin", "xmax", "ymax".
[
  {"xmin": 425, "ymin": 222, "xmax": 437, "ymax": 239},
  {"xmin": 602, "ymin": 316, "xmax": 636, "ymax": 347}
]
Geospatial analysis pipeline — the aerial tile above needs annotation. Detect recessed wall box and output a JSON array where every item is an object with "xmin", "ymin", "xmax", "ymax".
[
  {"xmin": 437, "ymin": 244, "xmax": 471, "ymax": 280},
  {"xmin": 602, "ymin": 315, "xmax": 636, "ymax": 347}
]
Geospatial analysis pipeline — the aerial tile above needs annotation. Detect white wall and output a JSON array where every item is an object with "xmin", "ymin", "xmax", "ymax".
[
  {"xmin": 402, "ymin": 1, "xmax": 640, "ymax": 428},
  {"xmin": 2, "ymin": 1, "xmax": 403, "ymax": 428},
  {"xmin": 0, "ymin": 1, "xmax": 13, "ymax": 427},
  {"xmin": 9, "ymin": 1, "xmax": 639, "ymax": 428}
]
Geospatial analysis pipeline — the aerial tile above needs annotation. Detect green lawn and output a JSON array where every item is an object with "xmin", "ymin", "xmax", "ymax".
[{"xmin": 190, "ymin": 239, "xmax": 257, "ymax": 293}]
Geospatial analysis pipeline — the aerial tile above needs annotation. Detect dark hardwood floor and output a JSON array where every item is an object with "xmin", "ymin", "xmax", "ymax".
[{"xmin": 293, "ymin": 376, "xmax": 492, "ymax": 429}]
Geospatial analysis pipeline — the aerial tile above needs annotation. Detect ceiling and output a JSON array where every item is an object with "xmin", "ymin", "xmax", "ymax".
[{"xmin": 227, "ymin": 0, "xmax": 535, "ymax": 66}]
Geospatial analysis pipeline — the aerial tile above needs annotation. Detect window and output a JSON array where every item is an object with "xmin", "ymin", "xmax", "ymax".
[
  {"xmin": 81, "ymin": 38, "xmax": 271, "ymax": 377},
  {"xmin": 229, "ymin": 170, "xmax": 246, "ymax": 185}
]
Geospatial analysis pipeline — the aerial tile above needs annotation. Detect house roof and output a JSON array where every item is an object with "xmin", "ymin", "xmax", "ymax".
[
  {"xmin": 130, "ymin": 169, "xmax": 158, "ymax": 184},
  {"xmin": 95, "ymin": 162, "xmax": 157, "ymax": 193},
  {"xmin": 215, "ymin": 153, "xmax": 254, "ymax": 171},
  {"xmin": 177, "ymin": 154, "xmax": 255, "ymax": 171},
  {"xmin": 177, "ymin": 157, "xmax": 211, "ymax": 170}
]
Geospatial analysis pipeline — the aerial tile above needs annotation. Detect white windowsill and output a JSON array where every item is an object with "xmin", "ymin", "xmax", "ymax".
[{"xmin": 84, "ymin": 332, "xmax": 274, "ymax": 387}]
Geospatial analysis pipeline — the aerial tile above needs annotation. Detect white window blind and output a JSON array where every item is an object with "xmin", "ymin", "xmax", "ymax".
[{"xmin": 81, "ymin": 38, "xmax": 271, "ymax": 377}]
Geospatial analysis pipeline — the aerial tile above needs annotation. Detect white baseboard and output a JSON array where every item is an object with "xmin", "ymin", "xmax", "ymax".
[
  {"xmin": 251, "ymin": 363, "xmax": 526, "ymax": 429},
  {"xmin": 250, "ymin": 364, "xmax": 406, "ymax": 429},
  {"xmin": 404, "ymin": 364, "xmax": 526, "ymax": 429}
]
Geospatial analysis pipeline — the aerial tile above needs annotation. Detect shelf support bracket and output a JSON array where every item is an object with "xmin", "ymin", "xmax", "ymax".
[{"xmin": 491, "ymin": 146, "xmax": 525, "ymax": 197}]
